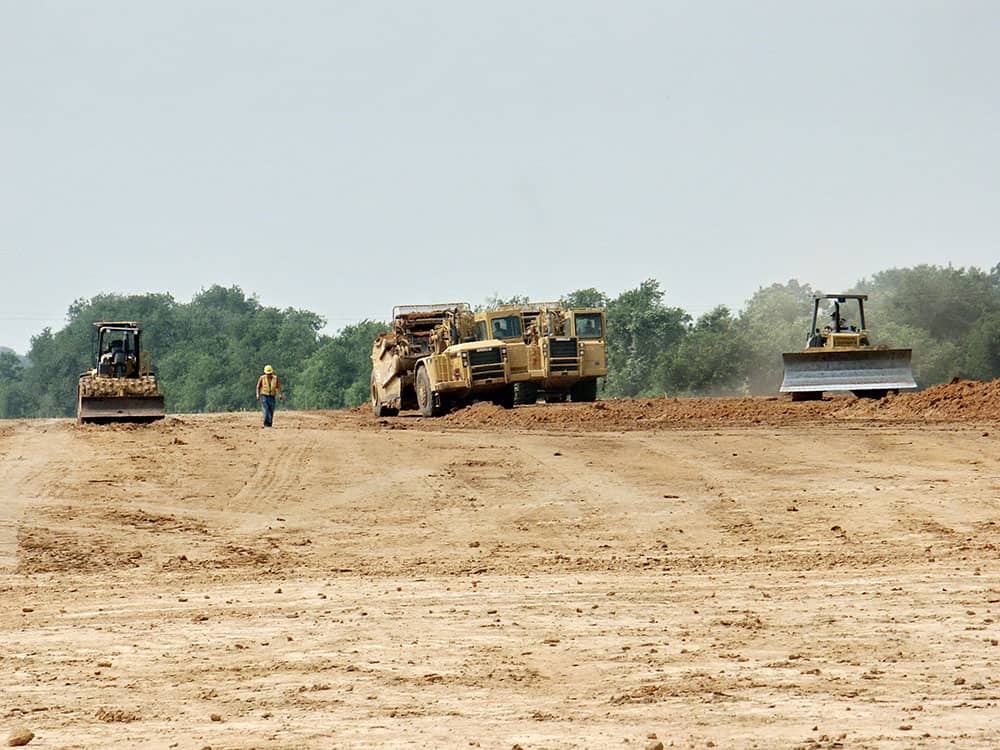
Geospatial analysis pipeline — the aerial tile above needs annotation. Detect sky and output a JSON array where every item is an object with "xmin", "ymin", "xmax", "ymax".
[{"xmin": 2, "ymin": 1, "xmax": 998, "ymax": 353}]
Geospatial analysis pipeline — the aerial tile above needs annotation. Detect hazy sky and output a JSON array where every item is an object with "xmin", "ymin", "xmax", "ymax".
[{"xmin": 2, "ymin": 1, "xmax": 998, "ymax": 353}]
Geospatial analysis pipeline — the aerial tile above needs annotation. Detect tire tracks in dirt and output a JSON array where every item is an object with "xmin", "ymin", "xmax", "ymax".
[{"xmin": 230, "ymin": 429, "xmax": 320, "ymax": 514}]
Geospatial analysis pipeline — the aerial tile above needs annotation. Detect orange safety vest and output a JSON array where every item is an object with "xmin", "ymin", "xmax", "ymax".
[{"xmin": 258, "ymin": 373, "xmax": 280, "ymax": 396}]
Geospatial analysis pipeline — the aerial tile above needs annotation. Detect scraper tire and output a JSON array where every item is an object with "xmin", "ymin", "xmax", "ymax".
[{"xmin": 416, "ymin": 366, "xmax": 442, "ymax": 417}]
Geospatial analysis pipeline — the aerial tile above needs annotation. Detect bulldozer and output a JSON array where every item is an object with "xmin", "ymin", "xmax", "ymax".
[
  {"xmin": 780, "ymin": 294, "xmax": 917, "ymax": 400},
  {"xmin": 370, "ymin": 303, "xmax": 513, "ymax": 417},
  {"xmin": 474, "ymin": 303, "xmax": 607, "ymax": 404},
  {"xmin": 77, "ymin": 321, "xmax": 165, "ymax": 423}
]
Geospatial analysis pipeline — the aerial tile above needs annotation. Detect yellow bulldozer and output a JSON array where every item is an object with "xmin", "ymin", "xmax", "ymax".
[
  {"xmin": 780, "ymin": 294, "xmax": 917, "ymax": 400},
  {"xmin": 474, "ymin": 303, "xmax": 607, "ymax": 404},
  {"xmin": 77, "ymin": 321, "xmax": 165, "ymax": 423},
  {"xmin": 370, "ymin": 303, "xmax": 513, "ymax": 417}
]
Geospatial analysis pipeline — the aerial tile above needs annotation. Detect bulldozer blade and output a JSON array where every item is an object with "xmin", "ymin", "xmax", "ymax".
[
  {"xmin": 78, "ymin": 396, "xmax": 165, "ymax": 424},
  {"xmin": 780, "ymin": 349, "xmax": 917, "ymax": 394}
]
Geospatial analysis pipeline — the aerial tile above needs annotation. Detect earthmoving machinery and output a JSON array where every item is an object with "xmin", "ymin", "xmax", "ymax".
[
  {"xmin": 475, "ymin": 303, "xmax": 607, "ymax": 404},
  {"xmin": 473, "ymin": 304, "xmax": 544, "ymax": 405},
  {"xmin": 532, "ymin": 305, "xmax": 607, "ymax": 402},
  {"xmin": 77, "ymin": 322, "xmax": 165, "ymax": 423},
  {"xmin": 780, "ymin": 294, "xmax": 917, "ymax": 400},
  {"xmin": 371, "ymin": 303, "xmax": 514, "ymax": 417}
]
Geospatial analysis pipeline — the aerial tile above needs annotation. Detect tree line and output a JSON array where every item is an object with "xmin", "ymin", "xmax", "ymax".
[
  {"xmin": 597, "ymin": 263, "xmax": 999, "ymax": 398},
  {"xmin": 1, "ymin": 264, "xmax": 998, "ymax": 419}
]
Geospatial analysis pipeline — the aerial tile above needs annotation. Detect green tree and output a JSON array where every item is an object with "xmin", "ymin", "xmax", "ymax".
[
  {"xmin": 656, "ymin": 306, "xmax": 749, "ymax": 395},
  {"xmin": 858, "ymin": 264, "xmax": 1000, "ymax": 383},
  {"xmin": 480, "ymin": 293, "xmax": 531, "ymax": 311},
  {"xmin": 962, "ymin": 312, "xmax": 1000, "ymax": 381},
  {"xmin": 859, "ymin": 265, "xmax": 998, "ymax": 342},
  {"xmin": 0, "ymin": 350, "xmax": 23, "ymax": 382},
  {"xmin": 7, "ymin": 265, "xmax": 1000, "ymax": 421},
  {"xmin": 0, "ymin": 382, "xmax": 37, "ymax": 418},
  {"xmin": 0, "ymin": 350, "xmax": 35, "ymax": 418},
  {"xmin": 20, "ymin": 328, "xmax": 86, "ymax": 417},
  {"xmin": 738, "ymin": 280, "xmax": 816, "ymax": 394},
  {"xmin": 872, "ymin": 321, "xmax": 962, "ymax": 386},
  {"xmin": 297, "ymin": 321, "xmax": 388, "ymax": 409},
  {"xmin": 561, "ymin": 288, "xmax": 609, "ymax": 309},
  {"xmin": 604, "ymin": 279, "xmax": 690, "ymax": 397},
  {"xmin": 13, "ymin": 286, "xmax": 327, "ymax": 417}
]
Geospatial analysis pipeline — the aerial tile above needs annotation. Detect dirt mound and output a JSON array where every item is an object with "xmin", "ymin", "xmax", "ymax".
[
  {"xmin": 840, "ymin": 378, "xmax": 1000, "ymax": 421},
  {"xmin": 435, "ymin": 396, "xmax": 802, "ymax": 430},
  {"xmin": 358, "ymin": 379, "xmax": 1000, "ymax": 431}
]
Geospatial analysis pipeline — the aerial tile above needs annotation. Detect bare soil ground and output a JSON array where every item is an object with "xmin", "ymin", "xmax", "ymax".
[{"xmin": 2, "ymin": 380, "xmax": 999, "ymax": 749}]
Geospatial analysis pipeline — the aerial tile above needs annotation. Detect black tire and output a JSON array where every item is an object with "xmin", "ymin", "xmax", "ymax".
[
  {"xmin": 570, "ymin": 378, "xmax": 598, "ymax": 402},
  {"xmin": 415, "ymin": 366, "xmax": 441, "ymax": 417},
  {"xmin": 852, "ymin": 389, "xmax": 888, "ymax": 400},
  {"xmin": 513, "ymin": 382, "xmax": 538, "ymax": 405},
  {"xmin": 545, "ymin": 392, "xmax": 568, "ymax": 404},
  {"xmin": 493, "ymin": 385, "xmax": 516, "ymax": 409},
  {"xmin": 791, "ymin": 391, "xmax": 822, "ymax": 402}
]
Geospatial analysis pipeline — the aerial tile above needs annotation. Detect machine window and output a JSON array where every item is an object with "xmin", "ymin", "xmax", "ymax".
[
  {"xmin": 490, "ymin": 315, "xmax": 522, "ymax": 340},
  {"xmin": 574, "ymin": 313, "xmax": 603, "ymax": 339}
]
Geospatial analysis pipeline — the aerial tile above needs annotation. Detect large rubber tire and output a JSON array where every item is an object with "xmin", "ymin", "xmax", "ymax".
[
  {"xmin": 570, "ymin": 378, "xmax": 598, "ymax": 402},
  {"xmin": 513, "ymin": 382, "xmax": 538, "ymax": 405},
  {"xmin": 415, "ymin": 366, "xmax": 441, "ymax": 417},
  {"xmin": 493, "ymin": 385, "xmax": 516, "ymax": 410}
]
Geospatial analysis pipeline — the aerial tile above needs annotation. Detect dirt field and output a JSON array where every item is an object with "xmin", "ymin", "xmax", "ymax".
[{"xmin": 2, "ymin": 380, "xmax": 999, "ymax": 749}]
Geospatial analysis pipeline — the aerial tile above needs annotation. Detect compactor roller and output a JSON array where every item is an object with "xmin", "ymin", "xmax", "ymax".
[
  {"xmin": 77, "ymin": 322, "xmax": 165, "ymax": 423},
  {"xmin": 780, "ymin": 295, "xmax": 917, "ymax": 400}
]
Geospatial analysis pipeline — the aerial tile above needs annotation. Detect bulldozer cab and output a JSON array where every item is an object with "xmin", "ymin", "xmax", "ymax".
[
  {"xmin": 808, "ymin": 295, "xmax": 869, "ymax": 348},
  {"xmin": 781, "ymin": 293, "xmax": 916, "ymax": 399},
  {"xmin": 95, "ymin": 322, "xmax": 146, "ymax": 378}
]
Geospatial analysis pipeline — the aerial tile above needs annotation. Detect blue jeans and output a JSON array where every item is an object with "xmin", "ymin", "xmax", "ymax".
[{"xmin": 261, "ymin": 394, "xmax": 276, "ymax": 427}]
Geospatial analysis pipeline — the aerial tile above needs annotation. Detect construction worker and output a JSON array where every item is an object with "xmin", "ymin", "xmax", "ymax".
[{"xmin": 255, "ymin": 364, "xmax": 283, "ymax": 427}]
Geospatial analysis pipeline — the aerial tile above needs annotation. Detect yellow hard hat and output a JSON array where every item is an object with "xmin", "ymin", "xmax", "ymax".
[{"xmin": 263, "ymin": 364, "xmax": 274, "ymax": 374}]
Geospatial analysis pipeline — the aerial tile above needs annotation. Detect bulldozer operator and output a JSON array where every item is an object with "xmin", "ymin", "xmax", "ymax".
[
  {"xmin": 99, "ymin": 339, "xmax": 134, "ymax": 377},
  {"xmin": 824, "ymin": 310, "xmax": 855, "ymax": 333}
]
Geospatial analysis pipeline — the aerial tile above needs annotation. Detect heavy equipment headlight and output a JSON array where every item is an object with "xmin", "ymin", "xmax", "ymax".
[{"xmin": 461, "ymin": 352, "xmax": 469, "ymax": 367}]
